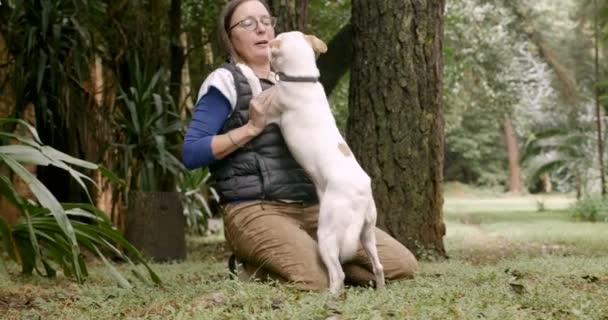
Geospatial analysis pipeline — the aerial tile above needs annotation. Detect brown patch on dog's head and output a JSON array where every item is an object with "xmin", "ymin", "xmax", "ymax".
[
  {"xmin": 269, "ymin": 39, "xmax": 282, "ymax": 49},
  {"xmin": 304, "ymin": 34, "xmax": 328, "ymax": 54},
  {"xmin": 269, "ymin": 39, "xmax": 282, "ymax": 56},
  {"xmin": 338, "ymin": 143, "xmax": 352, "ymax": 157}
]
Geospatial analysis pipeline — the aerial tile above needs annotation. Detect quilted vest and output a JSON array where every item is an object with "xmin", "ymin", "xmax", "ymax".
[{"xmin": 209, "ymin": 63, "xmax": 318, "ymax": 205}]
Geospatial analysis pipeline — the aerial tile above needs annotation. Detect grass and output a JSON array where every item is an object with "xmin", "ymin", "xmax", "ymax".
[{"xmin": 2, "ymin": 195, "xmax": 608, "ymax": 319}]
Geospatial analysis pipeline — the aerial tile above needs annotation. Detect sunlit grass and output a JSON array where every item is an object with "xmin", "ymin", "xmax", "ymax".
[{"xmin": 2, "ymin": 194, "xmax": 607, "ymax": 319}]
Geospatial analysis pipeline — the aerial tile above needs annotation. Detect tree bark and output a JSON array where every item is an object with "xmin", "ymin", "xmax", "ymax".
[
  {"xmin": 349, "ymin": 0, "xmax": 446, "ymax": 258},
  {"xmin": 269, "ymin": 0, "xmax": 309, "ymax": 33},
  {"xmin": 87, "ymin": 54, "xmax": 120, "ymax": 221},
  {"xmin": 169, "ymin": 0, "xmax": 184, "ymax": 108},
  {"xmin": 541, "ymin": 173, "xmax": 552, "ymax": 193},
  {"xmin": 125, "ymin": 191, "xmax": 186, "ymax": 262},
  {"xmin": 0, "ymin": 32, "xmax": 34, "ymax": 226},
  {"xmin": 594, "ymin": 0, "xmax": 606, "ymax": 197},
  {"xmin": 179, "ymin": 32, "xmax": 193, "ymax": 117},
  {"xmin": 501, "ymin": 116, "xmax": 522, "ymax": 195}
]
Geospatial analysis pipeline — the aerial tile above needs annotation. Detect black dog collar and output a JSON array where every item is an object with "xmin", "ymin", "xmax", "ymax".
[{"xmin": 276, "ymin": 72, "xmax": 319, "ymax": 83}]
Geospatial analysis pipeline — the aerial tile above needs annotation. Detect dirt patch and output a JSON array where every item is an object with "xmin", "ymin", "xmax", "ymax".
[
  {"xmin": 0, "ymin": 284, "xmax": 79, "ymax": 312},
  {"xmin": 457, "ymin": 215, "xmax": 569, "ymax": 265},
  {"xmin": 123, "ymin": 299, "xmax": 181, "ymax": 318}
]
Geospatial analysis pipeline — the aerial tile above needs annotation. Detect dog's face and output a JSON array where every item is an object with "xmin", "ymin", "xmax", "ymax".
[{"xmin": 269, "ymin": 31, "xmax": 327, "ymax": 72}]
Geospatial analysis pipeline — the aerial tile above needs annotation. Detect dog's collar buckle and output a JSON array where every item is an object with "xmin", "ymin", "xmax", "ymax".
[{"xmin": 276, "ymin": 72, "xmax": 319, "ymax": 83}]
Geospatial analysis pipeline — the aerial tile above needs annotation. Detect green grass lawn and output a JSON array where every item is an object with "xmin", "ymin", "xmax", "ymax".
[{"xmin": 2, "ymin": 196, "xmax": 608, "ymax": 319}]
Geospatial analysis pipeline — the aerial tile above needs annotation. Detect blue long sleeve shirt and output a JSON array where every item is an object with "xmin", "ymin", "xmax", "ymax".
[{"xmin": 182, "ymin": 86, "xmax": 232, "ymax": 170}]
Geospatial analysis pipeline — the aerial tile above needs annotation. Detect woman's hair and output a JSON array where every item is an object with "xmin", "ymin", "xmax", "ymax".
[{"xmin": 217, "ymin": 0, "xmax": 273, "ymax": 60}]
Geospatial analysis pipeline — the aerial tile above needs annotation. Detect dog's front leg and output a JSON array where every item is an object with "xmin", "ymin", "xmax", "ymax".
[{"xmin": 318, "ymin": 233, "xmax": 345, "ymax": 294}]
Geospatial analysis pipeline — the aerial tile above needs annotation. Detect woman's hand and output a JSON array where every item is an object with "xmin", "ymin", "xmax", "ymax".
[{"xmin": 247, "ymin": 87, "xmax": 276, "ymax": 136}]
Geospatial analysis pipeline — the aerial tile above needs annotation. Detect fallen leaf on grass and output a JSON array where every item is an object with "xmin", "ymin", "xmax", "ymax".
[
  {"xmin": 504, "ymin": 268, "xmax": 524, "ymax": 280},
  {"xmin": 271, "ymin": 298, "xmax": 283, "ymax": 310},
  {"xmin": 582, "ymin": 275, "xmax": 599, "ymax": 283}
]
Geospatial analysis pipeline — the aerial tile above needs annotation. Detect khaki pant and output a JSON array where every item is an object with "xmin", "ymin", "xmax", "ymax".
[{"xmin": 223, "ymin": 201, "xmax": 418, "ymax": 291}]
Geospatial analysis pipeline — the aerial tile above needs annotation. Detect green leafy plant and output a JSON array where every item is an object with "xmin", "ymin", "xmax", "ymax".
[
  {"xmin": 114, "ymin": 54, "xmax": 184, "ymax": 193},
  {"xmin": 178, "ymin": 167, "xmax": 219, "ymax": 235},
  {"xmin": 569, "ymin": 196, "xmax": 608, "ymax": 222},
  {"xmin": 521, "ymin": 127, "xmax": 593, "ymax": 194},
  {"xmin": 0, "ymin": 118, "xmax": 161, "ymax": 287}
]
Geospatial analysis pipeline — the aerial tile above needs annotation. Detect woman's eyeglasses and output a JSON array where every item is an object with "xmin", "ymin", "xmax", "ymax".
[{"xmin": 229, "ymin": 16, "xmax": 277, "ymax": 31}]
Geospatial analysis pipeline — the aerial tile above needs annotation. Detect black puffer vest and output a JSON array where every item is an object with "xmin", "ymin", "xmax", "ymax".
[{"xmin": 209, "ymin": 63, "xmax": 318, "ymax": 205}]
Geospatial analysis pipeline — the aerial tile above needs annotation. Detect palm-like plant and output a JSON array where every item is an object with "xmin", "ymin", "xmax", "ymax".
[
  {"xmin": 521, "ymin": 126, "xmax": 594, "ymax": 195},
  {"xmin": 0, "ymin": 118, "xmax": 160, "ymax": 287},
  {"xmin": 114, "ymin": 54, "xmax": 184, "ymax": 193},
  {"xmin": 178, "ymin": 167, "xmax": 219, "ymax": 235}
]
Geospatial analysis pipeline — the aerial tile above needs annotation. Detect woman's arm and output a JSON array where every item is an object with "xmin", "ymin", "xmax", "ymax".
[{"xmin": 182, "ymin": 86, "xmax": 272, "ymax": 170}]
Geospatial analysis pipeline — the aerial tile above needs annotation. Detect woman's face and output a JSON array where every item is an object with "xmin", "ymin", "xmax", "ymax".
[{"xmin": 229, "ymin": 1, "xmax": 275, "ymax": 66}]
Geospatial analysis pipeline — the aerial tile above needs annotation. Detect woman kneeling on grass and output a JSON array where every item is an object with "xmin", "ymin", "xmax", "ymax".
[{"xmin": 182, "ymin": 0, "xmax": 417, "ymax": 291}]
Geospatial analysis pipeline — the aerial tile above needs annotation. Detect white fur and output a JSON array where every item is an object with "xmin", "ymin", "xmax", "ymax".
[{"xmin": 242, "ymin": 31, "xmax": 385, "ymax": 294}]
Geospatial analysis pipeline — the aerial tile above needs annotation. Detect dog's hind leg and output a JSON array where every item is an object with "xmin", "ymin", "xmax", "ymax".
[{"xmin": 361, "ymin": 202, "xmax": 385, "ymax": 289}]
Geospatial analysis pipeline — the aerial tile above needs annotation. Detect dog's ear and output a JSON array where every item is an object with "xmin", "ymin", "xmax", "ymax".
[
  {"xmin": 304, "ymin": 35, "xmax": 328, "ymax": 54},
  {"xmin": 269, "ymin": 39, "xmax": 282, "ymax": 56}
]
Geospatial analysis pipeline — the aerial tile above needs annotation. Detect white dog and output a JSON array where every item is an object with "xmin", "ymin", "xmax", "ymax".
[{"xmin": 237, "ymin": 31, "xmax": 385, "ymax": 294}]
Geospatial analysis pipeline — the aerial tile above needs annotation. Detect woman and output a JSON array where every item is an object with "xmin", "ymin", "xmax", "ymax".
[{"xmin": 182, "ymin": 0, "xmax": 418, "ymax": 291}]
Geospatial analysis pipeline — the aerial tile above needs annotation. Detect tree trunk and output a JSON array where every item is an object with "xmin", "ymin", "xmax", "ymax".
[
  {"xmin": 349, "ymin": 0, "xmax": 446, "ymax": 258},
  {"xmin": 269, "ymin": 0, "xmax": 309, "ymax": 33},
  {"xmin": 503, "ymin": 0, "xmax": 578, "ymax": 106},
  {"xmin": 125, "ymin": 191, "xmax": 186, "ymax": 261},
  {"xmin": 594, "ymin": 0, "xmax": 606, "ymax": 197},
  {"xmin": 0, "ymin": 34, "xmax": 37, "ymax": 226},
  {"xmin": 501, "ymin": 116, "xmax": 522, "ymax": 195},
  {"xmin": 541, "ymin": 173, "xmax": 552, "ymax": 193},
  {"xmin": 87, "ymin": 54, "xmax": 122, "ymax": 223},
  {"xmin": 169, "ymin": 0, "xmax": 184, "ymax": 107},
  {"xmin": 0, "ymin": 31, "xmax": 18, "ymax": 225},
  {"xmin": 179, "ymin": 32, "xmax": 193, "ymax": 118}
]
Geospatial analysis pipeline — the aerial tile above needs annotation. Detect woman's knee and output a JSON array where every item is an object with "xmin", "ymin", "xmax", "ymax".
[
  {"xmin": 373, "ymin": 228, "xmax": 419, "ymax": 281},
  {"xmin": 384, "ymin": 248, "xmax": 418, "ymax": 281}
]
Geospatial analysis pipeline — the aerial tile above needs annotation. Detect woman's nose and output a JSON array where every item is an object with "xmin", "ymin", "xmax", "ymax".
[{"xmin": 255, "ymin": 21, "xmax": 267, "ymax": 33}]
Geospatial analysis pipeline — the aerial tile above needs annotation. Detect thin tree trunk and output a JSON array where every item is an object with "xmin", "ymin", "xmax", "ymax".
[
  {"xmin": 269, "ymin": 0, "xmax": 309, "ymax": 33},
  {"xmin": 0, "ymin": 32, "xmax": 20, "ymax": 225},
  {"xmin": 503, "ymin": 0, "xmax": 578, "ymax": 106},
  {"xmin": 161, "ymin": 0, "xmax": 183, "ymax": 192},
  {"xmin": 88, "ymin": 54, "xmax": 117, "ymax": 219},
  {"xmin": 542, "ymin": 173, "xmax": 552, "ymax": 193},
  {"xmin": 594, "ymin": 0, "xmax": 606, "ymax": 196},
  {"xmin": 501, "ymin": 115, "xmax": 522, "ymax": 195},
  {"xmin": 179, "ymin": 32, "xmax": 193, "ymax": 118},
  {"xmin": 349, "ymin": 0, "xmax": 446, "ymax": 258},
  {"xmin": 169, "ymin": 0, "xmax": 184, "ymax": 107}
]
